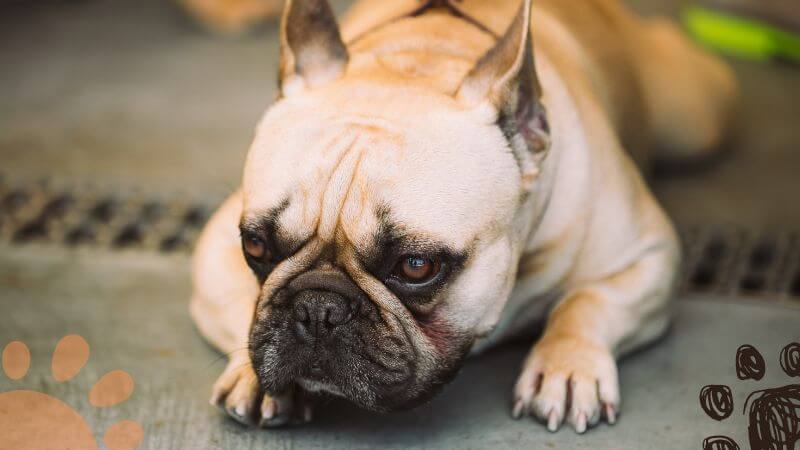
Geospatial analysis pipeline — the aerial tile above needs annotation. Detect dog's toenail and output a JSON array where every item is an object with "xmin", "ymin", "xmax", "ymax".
[
  {"xmin": 262, "ymin": 400, "xmax": 276, "ymax": 420},
  {"xmin": 547, "ymin": 410, "xmax": 559, "ymax": 432},
  {"xmin": 575, "ymin": 413, "xmax": 587, "ymax": 433},
  {"xmin": 511, "ymin": 400, "xmax": 524, "ymax": 419},
  {"xmin": 605, "ymin": 404, "xmax": 617, "ymax": 425}
]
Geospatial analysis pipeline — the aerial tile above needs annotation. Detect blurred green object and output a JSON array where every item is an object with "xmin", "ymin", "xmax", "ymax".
[{"xmin": 683, "ymin": 3, "xmax": 800, "ymax": 62}]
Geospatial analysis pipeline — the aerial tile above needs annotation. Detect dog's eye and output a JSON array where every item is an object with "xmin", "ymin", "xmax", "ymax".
[
  {"xmin": 243, "ymin": 236, "xmax": 268, "ymax": 259},
  {"xmin": 394, "ymin": 256, "xmax": 440, "ymax": 284}
]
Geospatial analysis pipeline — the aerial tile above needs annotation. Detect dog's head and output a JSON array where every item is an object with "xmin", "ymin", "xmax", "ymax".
[{"xmin": 244, "ymin": 0, "xmax": 549, "ymax": 411}]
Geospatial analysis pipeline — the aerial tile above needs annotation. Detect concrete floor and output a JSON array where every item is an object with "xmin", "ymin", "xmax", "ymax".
[
  {"xmin": 1, "ymin": 246, "xmax": 799, "ymax": 449},
  {"xmin": 1, "ymin": 0, "xmax": 799, "ymax": 449}
]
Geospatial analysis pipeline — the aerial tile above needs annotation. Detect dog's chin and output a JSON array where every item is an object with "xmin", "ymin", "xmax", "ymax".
[
  {"xmin": 296, "ymin": 377, "xmax": 343, "ymax": 396},
  {"xmin": 262, "ymin": 343, "xmax": 472, "ymax": 413},
  {"xmin": 290, "ymin": 373, "xmax": 457, "ymax": 413}
]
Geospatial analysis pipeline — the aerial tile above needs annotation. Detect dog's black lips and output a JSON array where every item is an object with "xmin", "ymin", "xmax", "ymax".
[{"xmin": 248, "ymin": 276, "xmax": 475, "ymax": 412}]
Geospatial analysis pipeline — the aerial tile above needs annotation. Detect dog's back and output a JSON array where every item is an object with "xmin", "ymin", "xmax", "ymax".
[
  {"xmin": 341, "ymin": 0, "xmax": 738, "ymax": 165},
  {"xmin": 544, "ymin": 0, "xmax": 736, "ymax": 160}
]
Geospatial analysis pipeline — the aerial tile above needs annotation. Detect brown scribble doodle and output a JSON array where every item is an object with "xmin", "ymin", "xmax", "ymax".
[
  {"xmin": 744, "ymin": 385, "xmax": 800, "ymax": 450},
  {"xmin": 700, "ymin": 385, "xmax": 734, "ymax": 421},
  {"xmin": 737, "ymin": 345, "xmax": 766, "ymax": 381},
  {"xmin": 780, "ymin": 343, "xmax": 800, "ymax": 378},
  {"xmin": 702, "ymin": 435, "xmax": 740, "ymax": 450},
  {"xmin": 700, "ymin": 343, "xmax": 800, "ymax": 450}
]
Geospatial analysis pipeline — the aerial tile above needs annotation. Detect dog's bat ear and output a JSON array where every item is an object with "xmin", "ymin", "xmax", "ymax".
[
  {"xmin": 456, "ymin": 0, "xmax": 549, "ymax": 162},
  {"xmin": 279, "ymin": 0, "xmax": 349, "ymax": 97}
]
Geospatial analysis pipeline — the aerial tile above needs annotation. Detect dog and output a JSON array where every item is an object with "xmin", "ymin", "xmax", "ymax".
[
  {"xmin": 190, "ymin": 0, "xmax": 737, "ymax": 433},
  {"xmin": 178, "ymin": 0, "xmax": 283, "ymax": 34}
]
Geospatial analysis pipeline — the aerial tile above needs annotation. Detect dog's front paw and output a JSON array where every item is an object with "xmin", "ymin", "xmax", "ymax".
[
  {"xmin": 210, "ymin": 360, "xmax": 311, "ymax": 428},
  {"xmin": 512, "ymin": 335, "xmax": 620, "ymax": 433}
]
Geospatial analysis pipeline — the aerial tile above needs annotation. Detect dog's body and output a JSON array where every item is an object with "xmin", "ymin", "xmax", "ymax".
[{"xmin": 190, "ymin": 0, "xmax": 736, "ymax": 433}]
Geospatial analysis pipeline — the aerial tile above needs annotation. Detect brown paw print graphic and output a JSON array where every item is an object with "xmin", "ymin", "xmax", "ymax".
[
  {"xmin": 699, "ymin": 342, "xmax": 800, "ymax": 450},
  {"xmin": 0, "ymin": 335, "xmax": 144, "ymax": 450}
]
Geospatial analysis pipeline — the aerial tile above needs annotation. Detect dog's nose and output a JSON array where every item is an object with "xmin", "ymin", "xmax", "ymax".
[{"xmin": 292, "ymin": 290, "xmax": 353, "ymax": 342}]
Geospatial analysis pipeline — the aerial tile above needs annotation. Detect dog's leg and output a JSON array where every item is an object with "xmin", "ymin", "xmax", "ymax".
[
  {"xmin": 512, "ymin": 237, "xmax": 679, "ymax": 433},
  {"xmin": 635, "ymin": 18, "xmax": 738, "ymax": 162},
  {"xmin": 178, "ymin": 0, "xmax": 283, "ymax": 34},
  {"xmin": 190, "ymin": 190, "xmax": 307, "ymax": 427}
]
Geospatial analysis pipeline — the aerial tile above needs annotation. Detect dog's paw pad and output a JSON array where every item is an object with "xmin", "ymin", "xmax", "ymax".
[
  {"xmin": 104, "ymin": 420, "xmax": 145, "ymax": 450},
  {"xmin": 90, "ymin": 370, "xmax": 135, "ymax": 408},
  {"xmin": 1, "ymin": 341, "xmax": 30, "ymax": 380},
  {"xmin": 52, "ymin": 335, "xmax": 90, "ymax": 382}
]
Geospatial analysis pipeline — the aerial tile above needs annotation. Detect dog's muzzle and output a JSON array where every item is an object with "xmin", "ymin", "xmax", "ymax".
[{"xmin": 249, "ymin": 267, "xmax": 424, "ymax": 411}]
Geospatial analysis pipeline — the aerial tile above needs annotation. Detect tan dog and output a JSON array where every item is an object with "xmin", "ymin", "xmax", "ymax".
[
  {"xmin": 178, "ymin": 0, "xmax": 283, "ymax": 34},
  {"xmin": 190, "ymin": 0, "xmax": 736, "ymax": 433}
]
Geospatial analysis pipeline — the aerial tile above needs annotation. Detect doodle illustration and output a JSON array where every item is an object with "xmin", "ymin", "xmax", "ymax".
[
  {"xmin": 0, "ymin": 335, "xmax": 144, "ymax": 450},
  {"xmin": 699, "ymin": 342, "xmax": 800, "ymax": 450}
]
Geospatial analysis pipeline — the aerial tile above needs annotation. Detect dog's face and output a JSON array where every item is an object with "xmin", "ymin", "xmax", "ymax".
[
  {"xmin": 244, "ymin": 81, "xmax": 521, "ymax": 410},
  {"xmin": 243, "ymin": 0, "xmax": 549, "ymax": 411}
]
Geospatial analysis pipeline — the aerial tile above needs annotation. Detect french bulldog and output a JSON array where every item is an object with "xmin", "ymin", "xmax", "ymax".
[{"xmin": 190, "ymin": 0, "xmax": 737, "ymax": 433}]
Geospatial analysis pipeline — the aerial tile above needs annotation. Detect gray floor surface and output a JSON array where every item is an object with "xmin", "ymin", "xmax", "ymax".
[
  {"xmin": 1, "ymin": 246, "xmax": 799, "ymax": 449},
  {"xmin": 1, "ymin": 0, "xmax": 799, "ymax": 449}
]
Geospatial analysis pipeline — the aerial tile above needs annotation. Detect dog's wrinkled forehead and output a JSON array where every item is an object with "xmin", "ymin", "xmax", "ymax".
[{"xmin": 242, "ymin": 81, "xmax": 521, "ymax": 250}]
